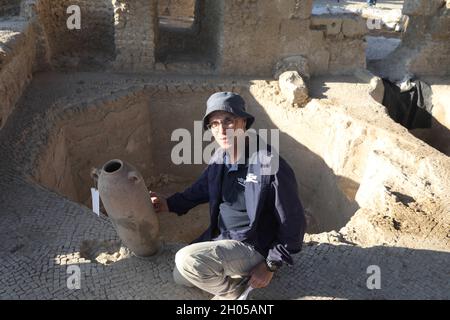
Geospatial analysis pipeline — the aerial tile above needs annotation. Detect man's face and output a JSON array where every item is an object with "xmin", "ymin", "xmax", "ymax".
[{"xmin": 207, "ymin": 111, "xmax": 247, "ymax": 150}]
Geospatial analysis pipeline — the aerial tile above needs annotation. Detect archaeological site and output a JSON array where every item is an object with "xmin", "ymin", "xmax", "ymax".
[{"xmin": 0, "ymin": 0, "xmax": 449, "ymax": 300}]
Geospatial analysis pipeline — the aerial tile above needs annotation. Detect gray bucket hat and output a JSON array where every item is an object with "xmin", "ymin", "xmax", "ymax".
[{"xmin": 202, "ymin": 92, "xmax": 255, "ymax": 130}]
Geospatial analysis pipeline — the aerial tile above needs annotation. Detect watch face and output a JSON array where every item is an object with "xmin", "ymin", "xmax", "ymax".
[{"xmin": 267, "ymin": 260, "xmax": 280, "ymax": 271}]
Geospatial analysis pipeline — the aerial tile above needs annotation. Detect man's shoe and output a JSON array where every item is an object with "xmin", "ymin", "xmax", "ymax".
[
  {"xmin": 211, "ymin": 286, "xmax": 254, "ymax": 300},
  {"xmin": 237, "ymin": 286, "xmax": 254, "ymax": 300},
  {"xmin": 210, "ymin": 277, "xmax": 252, "ymax": 300}
]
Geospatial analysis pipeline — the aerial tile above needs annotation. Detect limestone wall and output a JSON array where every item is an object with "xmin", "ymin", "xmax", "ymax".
[
  {"xmin": 32, "ymin": 0, "xmax": 115, "ymax": 69},
  {"xmin": 310, "ymin": 14, "xmax": 368, "ymax": 75},
  {"xmin": 0, "ymin": 20, "xmax": 36, "ymax": 130},
  {"xmin": 25, "ymin": 0, "xmax": 446, "ymax": 78},
  {"xmin": 156, "ymin": 0, "xmax": 220, "ymax": 66},
  {"xmin": 214, "ymin": 0, "xmax": 367, "ymax": 77},
  {"xmin": 201, "ymin": 0, "xmax": 223, "ymax": 67},
  {"xmin": 34, "ymin": 126, "xmax": 78, "ymax": 203},
  {"xmin": 7, "ymin": 0, "xmax": 369, "ymax": 76},
  {"xmin": 218, "ymin": 0, "xmax": 311, "ymax": 76},
  {"xmin": 375, "ymin": 0, "xmax": 450, "ymax": 78},
  {"xmin": 113, "ymin": 0, "xmax": 158, "ymax": 72},
  {"xmin": 110, "ymin": 0, "xmax": 450, "ymax": 78},
  {"xmin": 0, "ymin": 0, "xmax": 21, "ymax": 16},
  {"xmin": 158, "ymin": 0, "xmax": 196, "ymax": 18},
  {"xmin": 154, "ymin": 0, "xmax": 367, "ymax": 76},
  {"xmin": 22, "ymin": 0, "xmax": 158, "ymax": 72},
  {"xmin": 403, "ymin": 0, "xmax": 450, "ymax": 76}
]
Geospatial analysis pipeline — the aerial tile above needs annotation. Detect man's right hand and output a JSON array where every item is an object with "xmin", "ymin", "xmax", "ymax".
[{"xmin": 149, "ymin": 191, "xmax": 169, "ymax": 213}]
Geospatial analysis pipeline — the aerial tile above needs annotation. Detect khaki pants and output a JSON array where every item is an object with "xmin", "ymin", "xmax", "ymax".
[{"xmin": 173, "ymin": 240, "xmax": 264, "ymax": 299}]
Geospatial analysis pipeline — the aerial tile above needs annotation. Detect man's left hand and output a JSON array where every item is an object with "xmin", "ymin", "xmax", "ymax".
[{"xmin": 249, "ymin": 262, "xmax": 274, "ymax": 288}]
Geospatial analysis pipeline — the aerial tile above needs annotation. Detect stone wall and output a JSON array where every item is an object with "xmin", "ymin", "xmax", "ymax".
[
  {"xmin": 157, "ymin": 0, "xmax": 196, "ymax": 18},
  {"xmin": 36, "ymin": 92, "xmax": 154, "ymax": 204},
  {"xmin": 23, "ymin": 0, "xmax": 158, "ymax": 72},
  {"xmin": 200, "ymin": 0, "xmax": 223, "ymax": 68},
  {"xmin": 32, "ymin": 0, "xmax": 115, "ymax": 69},
  {"xmin": 156, "ymin": 0, "xmax": 220, "ymax": 67},
  {"xmin": 113, "ymin": 0, "xmax": 158, "ymax": 72},
  {"xmin": 310, "ymin": 14, "xmax": 367, "ymax": 75},
  {"xmin": 120, "ymin": 0, "xmax": 367, "ymax": 76},
  {"xmin": 0, "ymin": 20, "xmax": 36, "ymax": 130},
  {"xmin": 0, "ymin": 0, "xmax": 21, "ymax": 16},
  {"xmin": 403, "ymin": 0, "xmax": 450, "ymax": 76},
  {"xmin": 1, "ymin": 0, "xmax": 448, "ymax": 87},
  {"xmin": 14, "ymin": 0, "xmax": 368, "ymax": 76},
  {"xmin": 156, "ymin": 23, "xmax": 201, "ymax": 63},
  {"xmin": 372, "ymin": 0, "xmax": 450, "ymax": 78},
  {"xmin": 216, "ymin": 0, "xmax": 367, "ymax": 77},
  {"xmin": 34, "ymin": 125, "xmax": 78, "ymax": 202},
  {"xmin": 218, "ymin": 0, "xmax": 312, "ymax": 77}
]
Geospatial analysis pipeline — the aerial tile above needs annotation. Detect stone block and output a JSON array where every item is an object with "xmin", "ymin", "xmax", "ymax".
[
  {"xmin": 311, "ymin": 15, "xmax": 343, "ymax": 36},
  {"xmin": 342, "ymin": 16, "xmax": 368, "ymax": 38},
  {"xmin": 278, "ymin": 71, "xmax": 309, "ymax": 107}
]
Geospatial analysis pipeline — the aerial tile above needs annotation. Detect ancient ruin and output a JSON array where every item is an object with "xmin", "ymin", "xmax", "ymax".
[{"xmin": 0, "ymin": 0, "xmax": 449, "ymax": 299}]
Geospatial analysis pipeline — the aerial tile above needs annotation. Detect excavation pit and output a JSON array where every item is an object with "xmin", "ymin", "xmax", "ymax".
[
  {"xmin": 31, "ymin": 82, "xmax": 363, "ymax": 242},
  {"xmin": 27, "ymin": 75, "xmax": 449, "ymax": 252}
]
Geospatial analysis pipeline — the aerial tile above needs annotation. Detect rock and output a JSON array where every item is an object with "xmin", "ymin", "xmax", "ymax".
[
  {"xmin": 353, "ymin": 68, "xmax": 385, "ymax": 104},
  {"xmin": 278, "ymin": 71, "xmax": 309, "ymax": 107},
  {"xmin": 304, "ymin": 231, "xmax": 351, "ymax": 245}
]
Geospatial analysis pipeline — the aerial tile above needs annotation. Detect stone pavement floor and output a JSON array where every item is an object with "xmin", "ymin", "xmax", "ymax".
[
  {"xmin": 0, "ymin": 71, "xmax": 449, "ymax": 300},
  {"xmin": 1, "ymin": 179, "xmax": 448, "ymax": 300}
]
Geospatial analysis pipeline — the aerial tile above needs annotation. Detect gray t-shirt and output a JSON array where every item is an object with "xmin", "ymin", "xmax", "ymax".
[{"xmin": 218, "ymin": 155, "xmax": 251, "ymax": 234}]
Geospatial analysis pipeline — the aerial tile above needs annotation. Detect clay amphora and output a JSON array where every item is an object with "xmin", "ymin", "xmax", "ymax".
[{"xmin": 92, "ymin": 159, "xmax": 160, "ymax": 256}]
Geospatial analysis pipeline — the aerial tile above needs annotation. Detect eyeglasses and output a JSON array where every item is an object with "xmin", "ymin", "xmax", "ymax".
[{"xmin": 207, "ymin": 117, "xmax": 237, "ymax": 130}]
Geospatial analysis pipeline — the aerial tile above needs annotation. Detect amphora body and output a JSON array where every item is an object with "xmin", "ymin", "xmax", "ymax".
[{"xmin": 92, "ymin": 159, "xmax": 160, "ymax": 256}]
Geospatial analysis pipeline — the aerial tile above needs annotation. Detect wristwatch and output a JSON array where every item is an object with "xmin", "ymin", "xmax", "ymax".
[{"xmin": 265, "ymin": 259, "xmax": 282, "ymax": 272}]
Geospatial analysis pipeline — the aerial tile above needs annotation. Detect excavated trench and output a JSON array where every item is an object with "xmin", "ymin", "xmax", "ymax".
[
  {"xmin": 31, "ymin": 86, "xmax": 363, "ymax": 242},
  {"xmin": 30, "ymin": 78, "xmax": 449, "ymax": 252}
]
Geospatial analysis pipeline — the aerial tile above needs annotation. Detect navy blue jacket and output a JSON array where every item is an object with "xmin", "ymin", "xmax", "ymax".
[{"xmin": 167, "ymin": 144, "xmax": 306, "ymax": 266}]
